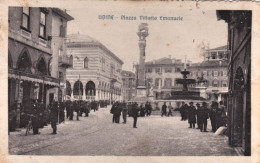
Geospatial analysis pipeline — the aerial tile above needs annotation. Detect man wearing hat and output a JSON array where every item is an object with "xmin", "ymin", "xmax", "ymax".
[
  {"xmin": 209, "ymin": 101, "xmax": 218, "ymax": 132},
  {"xmin": 196, "ymin": 103, "xmax": 202, "ymax": 129},
  {"xmin": 200, "ymin": 102, "xmax": 209, "ymax": 132},
  {"xmin": 179, "ymin": 102, "xmax": 185, "ymax": 121},
  {"xmin": 188, "ymin": 102, "xmax": 196, "ymax": 128},
  {"xmin": 161, "ymin": 102, "xmax": 167, "ymax": 117},
  {"xmin": 132, "ymin": 102, "xmax": 139, "ymax": 128}
]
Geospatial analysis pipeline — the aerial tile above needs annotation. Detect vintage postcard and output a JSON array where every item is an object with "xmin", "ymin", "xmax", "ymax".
[{"xmin": 0, "ymin": 0, "xmax": 260, "ymax": 163}]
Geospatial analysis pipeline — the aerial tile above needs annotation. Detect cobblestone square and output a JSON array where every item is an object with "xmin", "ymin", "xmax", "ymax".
[{"xmin": 9, "ymin": 107, "xmax": 238, "ymax": 156}]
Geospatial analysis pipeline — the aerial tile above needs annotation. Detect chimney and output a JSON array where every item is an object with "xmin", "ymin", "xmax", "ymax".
[{"xmin": 169, "ymin": 55, "xmax": 171, "ymax": 59}]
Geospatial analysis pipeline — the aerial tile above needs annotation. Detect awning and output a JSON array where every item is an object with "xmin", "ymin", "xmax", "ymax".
[{"xmin": 8, "ymin": 69, "xmax": 59, "ymax": 87}]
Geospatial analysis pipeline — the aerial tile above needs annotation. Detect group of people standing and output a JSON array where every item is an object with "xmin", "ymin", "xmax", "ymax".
[
  {"xmin": 110, "ymin": 101, "xmax": 153, "ymax": 128},
  {"xmin": 161, "ymin": 102, "xmax": 174, "ymax": 117},
  {"xmin": 8, "ymin": 99, "xmax": 101, "ymax": 135},
  {"xmin": 180, "ymin": 101, "xmax": 227, "ymax": 132}
]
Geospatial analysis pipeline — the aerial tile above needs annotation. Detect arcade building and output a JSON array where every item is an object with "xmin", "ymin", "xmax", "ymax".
[{"xmin": 65, "ymin": 34, "xmax": 123, "ymax": 102}]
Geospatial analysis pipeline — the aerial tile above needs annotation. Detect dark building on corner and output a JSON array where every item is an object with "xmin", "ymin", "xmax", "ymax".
[{"xmin": 217, "ymin": 10, "xmax": 251, "ymax": 156}]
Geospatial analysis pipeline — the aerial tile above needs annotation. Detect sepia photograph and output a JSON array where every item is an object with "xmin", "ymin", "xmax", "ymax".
[{"xmin": 1, "ymin": 1, "xmax": 259, "ymax": 162}]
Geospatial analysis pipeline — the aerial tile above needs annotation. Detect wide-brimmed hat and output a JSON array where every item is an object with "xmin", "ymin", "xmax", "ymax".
[
  {"xmin": 196, "ymin": 103, "xmax": 200, "ymax": 106},
  {"xmin": 202, "ymin": 102, "xmax": 207, "ymax": 106},
  {"xmin": 189, "ymin": 102, "xmax": 193, "ymax": 104}
]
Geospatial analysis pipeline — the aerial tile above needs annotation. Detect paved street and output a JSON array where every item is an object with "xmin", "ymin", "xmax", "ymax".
[{"xmin": 9, "ymin": 106, "xmax": 238, "ymax": 156}]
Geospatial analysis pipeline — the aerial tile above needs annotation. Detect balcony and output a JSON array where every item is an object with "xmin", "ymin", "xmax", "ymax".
[{"xmin": 58, "ymin": 55, "xmax": 72, "ymax": 68}]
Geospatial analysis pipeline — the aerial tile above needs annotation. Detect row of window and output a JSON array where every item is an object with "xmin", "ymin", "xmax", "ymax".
[
  {"xmin": 22, "ymin": 7, "xmax": 47, "ymax": 38},
  {"xmin": 147, "ymin": 78, "xmax": 228, "ymax": 88},
  {"xmin": 190, "ymin": 70, "xmax": 227, "ymax": 77},
  {"xmin": 21, "ymin": 7, "xmax": 66, "ymax": 39},
  {"xmin": 146, "ymin": 67, "xmax": 182, "ymax": 73}
]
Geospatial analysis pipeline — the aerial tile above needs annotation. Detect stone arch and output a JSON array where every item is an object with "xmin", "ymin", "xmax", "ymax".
[
  {"xmin": 73, "ymin": 80, "xmax": 83, "ymax": 96},
  {"xmin": 37, "ymin": 56, "xmax": 48, "ymax": 75},
  {"xmin": 17, "ymin": 48, "xmax": 32, "ymax": 72},
  {"xmin": 86, "ymin": 80, "xmax": 96, "ymax": 96}
]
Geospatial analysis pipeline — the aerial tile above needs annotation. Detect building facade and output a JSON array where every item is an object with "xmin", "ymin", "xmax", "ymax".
[
  {"xmin": 137, "ymin": 56, "xmax": 185, "ymax": 99},
  {"xmin": 121, "ymin": 70, "xmax": 136, "ymax": 101},
  {"xmin": 47, "ymin": 8, "xmax": 73, "ymax": 104},
  {"xmin": 187, "ymin": 45, "xmax": 230, "ymax": 104},
  {"xmin": 65, "ymin": 34, "xmax": 123, "ymax": 102},
  {"xmin": 217, "ymin": 10, "xmax": 251, "ymax": 156},
  {"xmin": 8, "ymin": 7, "xmax": 72, "ymax": 127}
]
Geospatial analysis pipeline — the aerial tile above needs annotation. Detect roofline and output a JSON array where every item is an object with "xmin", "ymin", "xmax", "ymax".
[
  {"xmin": 52, "ymin": 8, "xmax": 74, "ymax": 21},
  {"xmin": 66, "ymin": 41, "xmax": 124, "ymax": 65}
]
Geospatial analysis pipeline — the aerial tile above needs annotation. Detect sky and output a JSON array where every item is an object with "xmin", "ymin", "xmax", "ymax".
[{"xmin": 66, "ymin": 6, "xmax": 227, "ymax": 72}]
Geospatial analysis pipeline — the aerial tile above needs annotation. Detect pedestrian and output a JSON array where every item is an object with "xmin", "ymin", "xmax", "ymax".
[
  {"xmin": 115, "ymin": 102, "xmax": 122, "ymax": 123},
  {"xmin": 50, "ymin": 101, "xmax": 58, "ymax": 134},
  {"xmin": 196, "ymin": 103, "xmax": 201, "ymax": 129},
  {"xmin": 74, "ymin": 101, "xmax": 80, "ymax": 121},
  {"xmin": 167, "ymin": 102, "xmax": 173, "ymax": 117},
  {"xmin": 188, "ymin": 102, "xmax": 196, "ymax": 128},
  {"xmin": 200, "ymin": 102, "xmax": 209, "ymax": 132},
  {"xmin": 30, "ymin": 100, "xmax": 40, "ymax": 135},
  {"xmin": 140, "ymin": 103, "xmax": 145, "ymax": 117},
  {"xmin": 148, "ymin": 102, "xmax": 152, "ymax": 116},
  {"xmin": 132, "ymin": 102, "xmax": 139, "ymax": 128},
  {"xmin": 110, "ymin": 102, "xmax": 117, "ymax": 123},
  {"xmin": 68, "ymin": 101, "xmax": 74, "ymax": 120},
  {"xmin": 161, "ymin": 102, "xmax": 167, "ymax": 117},
  {"xmin": 209, "ymin": 101, "xmax": 217, "ymax": 132},
  {"xmin": 122, "ymin": 102, "xmax": 128, "ymax": 123},
  {"xmin": 179, "ymin": 102, "xmax": 185, "ymax": 121},
  {"xmin": 145, "ymin": 101, "xmax": 149, "ymax": 117}
]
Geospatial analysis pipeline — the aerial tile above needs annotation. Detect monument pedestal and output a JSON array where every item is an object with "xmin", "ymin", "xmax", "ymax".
[{"xmin": 136, "ymin": 86, "xmax": 147, "ymax": 97}]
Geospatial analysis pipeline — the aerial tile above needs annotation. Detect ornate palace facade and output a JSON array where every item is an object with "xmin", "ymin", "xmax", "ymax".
[{"xmin": 65, "ymin": 34, "xmax": 123, "ymax": 102}]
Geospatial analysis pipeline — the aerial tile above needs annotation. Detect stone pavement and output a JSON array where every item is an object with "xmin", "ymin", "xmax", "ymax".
[{"xmin": 9, "ymin": 106, "xmax": 238, "ymax": 156}]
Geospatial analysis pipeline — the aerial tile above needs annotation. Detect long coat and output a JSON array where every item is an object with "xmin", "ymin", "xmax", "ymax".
[
  {"xmin": 188, "ymin": 105, "xmax": 197, "ymax": 123},
  {"xmin": 50, "ymin": 104, "xmax": 58, "ymax": 124}
]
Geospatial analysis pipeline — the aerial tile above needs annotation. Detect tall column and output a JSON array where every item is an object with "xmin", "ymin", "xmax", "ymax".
[
  {"xmin": 95, "ymin": 89, "xmax": 99, "ymax": 100},
  {"xmin": 83, "ymin": 83, "xmax": 86, "ymax": 100},
  {"xmin": 136, "ymin": 23, "xmax": 149, "ymax": 97},
  {"xmin": 71, "ymin": 83, "xmax": 74, "ymax": 101}
]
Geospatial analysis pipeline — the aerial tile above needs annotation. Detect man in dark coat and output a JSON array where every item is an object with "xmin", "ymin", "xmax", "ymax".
[
  {"xmin": 30, "ymin": 100, "xmax": 40, "ymax": 135},
  {"xmin": 140, "ymin": 103, "xmax": 145, "ymax": 117},
  {"xmin": 200, "ymin": 102, "xmax": 209, "ymax": 132},
  {"xmin": 209, "ymin": 101, "xmax": 218, "ymax": 132},
  {"xmin": 68, "ymin": 101, "xmax": 74, "ymax": 120},
  {"xmin": 114, "ymin": 102, "xmax": 122, "ymax": 123},
  {"xmin": 167, "ymin": 102, "xmax": 173, "ymax": 117},
  {"xmin": 110, "ymin": 102, "xmax": 117, "ymax": 123},
  {"xmin": 132, "ymin": 102, "xmax": 139, "ymax": 128},
  {"xmin": 50, "ymin": 102, "xmax": 58, "ymax": 134},
  {"xmin": 188, "ymin": 102, "xmax": 196, "ymax": 128},
  {"xmin": 179, "ymin": 102, "xmax": 185, "ymax": 121},
  {"xmin": 161, "ymin": 102, "xmax": 167, "ymax": 117},
  {"xmin": 74, "ymin": 101, "xmax": 80, "ymax": 121},
  {"xmin": 196, "ymin": 103, "xmax": 201, "ymax": 129},
  {"xmin": 122, "ymin": 102, "xmax": 128, "ymax": 123}
]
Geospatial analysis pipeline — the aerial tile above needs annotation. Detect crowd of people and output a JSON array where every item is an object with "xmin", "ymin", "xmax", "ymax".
[
  {"xmin": 9, "ymin": 99, "xmax": 227, "ymax": 135},
  {"xmin": 110, "ymin": 101, "xmax": 153, "ymax": 128},
  {"xmin": 8, "ymin": 100, "xmax": 107, "ymax": 135},
  {"xmin": 179, "ymin": 101, "xmax": 227, "ymax": 132}
]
